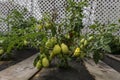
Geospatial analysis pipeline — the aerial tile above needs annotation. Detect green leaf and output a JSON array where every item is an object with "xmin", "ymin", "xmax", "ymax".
[
  {"xmin": 33, "ymin": 55, "xmax": 40, "ymax": 67},
  {"xmin": 118, "ymin": 19, "xmax": 120, "ymax": 23},
  {"xmin": 110, "ymin": 23, "xmax": 117, "ymax": 26},
  {"xmin": 89, "ymin": 24, "xmax": 97, "ymax": 29},
  {"xmin": 93, "ymin": 52, "xmax": 101, "ymax": 64},
  {"xmin": 103, "ymin": 45, "xmax": 111, "ymax": 53}
]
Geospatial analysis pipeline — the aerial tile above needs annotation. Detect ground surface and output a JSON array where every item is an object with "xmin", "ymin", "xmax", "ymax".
[
  {"xmin": 30, "ymin": 61, "xmax": 95, "ymax": 80},
  {"xmin": 0, "ymin": 54, "xmax": 39, "ymax": 80},
  {"xmin": 0, "ymin": 48, "xmax": 38, "ymax": 71},
  {"xmin": 115, "ymin": 55, "xmax": 120, "ymax": 58},
  {"xmin": 102, "ymin": 54, "xmax": 120, "ymax": 72}
]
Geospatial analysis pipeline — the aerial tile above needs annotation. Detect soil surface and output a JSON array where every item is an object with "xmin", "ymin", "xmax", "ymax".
[
  {"xmin": 30, "ymin": 61, "xmax": 95, "ymax": 80},
  {"xmin": 102, "ymin": 55, "xmax": 120, "ymax": 72},
  {"xmin": 114, "ymin": 55, "xmax": 120, "ymax": 58},
  {"xmin": 0, "ymin": 48, "xmax": 38, "ymax": 71}
]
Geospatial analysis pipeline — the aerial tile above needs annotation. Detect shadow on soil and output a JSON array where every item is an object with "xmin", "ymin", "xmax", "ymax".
[
  {"xmin": 0, "ymin": 48, "xmax": 38, "ymax": 71},
  {"xmin": 31, "ymin": 61, "xmax": 95, "ymax": 80}
]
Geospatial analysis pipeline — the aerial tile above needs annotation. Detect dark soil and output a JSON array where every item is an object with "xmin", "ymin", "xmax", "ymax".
[
  {"xmin": 102, "ymin": 55, "xmax": 120, "ymax": 72},
  {"xmin": 114, "ymin": 55, "xmax": 120, "ymax": 58},
  {"xmin": 111, "ymin": 50, "xmax": 120, "ymax": 55},
  {"xmin": 0, "ymin": 48, "xmax": 38, "ymax": 71},
  {"xmin": 30, "ymin": 61, "xmax": 95, "ymax": 80}
]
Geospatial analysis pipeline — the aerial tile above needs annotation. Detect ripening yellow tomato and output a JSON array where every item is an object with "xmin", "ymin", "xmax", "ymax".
[{"xmin": 73, "ymin": 47, "xmax": 81, "ymax": 57}]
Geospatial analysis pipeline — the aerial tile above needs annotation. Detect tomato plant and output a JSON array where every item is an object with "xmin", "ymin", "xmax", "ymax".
[
  {"xmin": 0, "ymin": 9, "xmax": 43, "ymax": 60},
  {"xmin": 88, "ymin": 21, "xmax": 120, "ymax": 63},
  {"xmin": 0, "ymin": 0, "xmax": 119, "ymax": 69},
  {"xmin": 33, "ymin": 0, "xmax": 91, "ymax": 68}
]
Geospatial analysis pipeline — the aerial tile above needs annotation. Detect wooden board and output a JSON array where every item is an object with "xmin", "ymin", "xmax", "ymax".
[
  {"xmin": 84, "ymin": 59, "xmax": 120, "ymax": 80},
  {"xmin": 107, "ymin": 54, "xmax": 120, "ymax": 61},
  {"xmin": 0, "ymin": 54, "xmax": 39, "ymax": 80}
]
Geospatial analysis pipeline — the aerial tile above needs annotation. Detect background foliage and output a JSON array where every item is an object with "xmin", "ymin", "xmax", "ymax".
[{"xmin": 0, "ymin": 0, "xmax": 119, "ymax": 68}]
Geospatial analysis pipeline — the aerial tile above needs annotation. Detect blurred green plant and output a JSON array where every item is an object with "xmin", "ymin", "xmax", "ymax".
[
  {"xmin": 0, "ymin": 0, "xmax": 119, "ymax": 69},
  {"xmin": 33, "ymin": 0, "xmax": 90, "ymax": 68},
  {"xmin": 0, "ymin": 9, "xmax": 43, "ymax": 60},
  {"xmin": 88, "ymin": 22, "xmax": 120, "ymax": 63}
]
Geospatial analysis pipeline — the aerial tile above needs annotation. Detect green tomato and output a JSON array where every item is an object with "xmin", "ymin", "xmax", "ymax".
[
  {"xmin": 49, "ymin": 51, "xmax": 54, "ymax": 60},
  {"xmin": 53, "ymin": 44, "xmax": 61, "ymax": 55},
  {"xmin": 45, "ymin": 39, "xmax": 53, "ymax": 48},
  {"xmin": 80, "ymin": 44, "xmax": 84, "ymax": 49},
  {"xmin": 73, "ymin": 47, "xmax": 81, "ymax": 57},
  {"xmin": 61, "ymin": 43, "xmax": 69, "ymax": 54},
  {"xmin": 65, "ymin": 34, "xmax": 70, "ymax": 39},
  {"xmin": 37, "ymin": 25, "xmax": 43, "ymax": 30},
  {"xmin": 84, "ymin": 40, "xmax": 88, "ymax": 46},
  {"xmin": 24, "ymin": 40, "xmax": 28, "ymax": 46},
  {"xmin": 0, "ymin": 49, "xmax": 4, "ymax": 55},
  {"xmin": 42, "ymin": 57, "xmax": 49, "ymax": 67},
  {"xmin": 80, "ymin": 52, "xmax": 86, "ymax": 59},
  {"xmin": 51, "ymin": 37, "xmax": 57, "ymax": 45},
  {"xmin": 80, "ymin": 38, "xmax": 85, "ymax": 44},
  {"xmin": 36, "ymin": 60, "xmax": 42, "ymax": 69},
  {"xmin": 88, "ymin": 36, "xmax": 94, "ymax": 41},
  {"xmin": 45, "ymin": 22, "xmax": 52, "ymax": 29}
]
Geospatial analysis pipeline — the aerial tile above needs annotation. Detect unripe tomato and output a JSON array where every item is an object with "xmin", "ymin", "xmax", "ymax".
[
  {"xmin": 80, "ymin": 38, "xmax": 85, "ymax": 44},
  {"xmin": 53, "ymin": 44, "xmax": 61, "ymax": 55},
  {"xmin": 80, "ymin": 52, "xmax": 86, "ymax": 59},
  {"xmin": 42, "ymin": 57, "xmax": 49, "ymax": 67},
  {"xmin": 51, "ymin": 37, "xmax": 57, "ymax": 45},
  {"xmin": 73, "ymin": 47, "xmax": 81, "ymax": 57},
  {"xmin": 84, "ymin": 40, "xmax": 88, "ymax": 46},
  {"xmin": 36, "ymin": 60, "xmax": 42, "ymax": 69},
  {"xmin": 0, "ymin": 49, "xmax": 4, "ymax": 55},
  {"xmin": 24, "ymin": 40, "xmax": 28, "ymax": 46},
  {"xmin": 80, "ymin": 44, "xmax": 84, "ymax": 49},
  {"xmin": 37, "ymin": 25, "xmax": 43, "ymax": 30},
  {"xmin": 45, "ymin": 39, "xmax": 53, "ymax": 48},
  {"xmin": 65, "ymin": 34, "xmax": 70, "ymax": 39},
  {"xmin": 61, "ymin": 43, "xmax": 69, "ymax": 54},
  {"xmin": 50, "ymin": 51, "xmax": 54, "ymax": 60},
  {"xmin": 45, "ymin": 22, "xmax": 52, "ymax": 29},
  {"xmin": 88, "ymin": 36, "xmax": 94, "ymax": 41}
]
